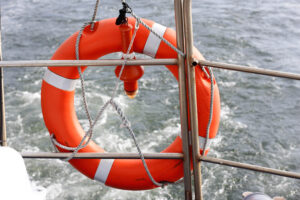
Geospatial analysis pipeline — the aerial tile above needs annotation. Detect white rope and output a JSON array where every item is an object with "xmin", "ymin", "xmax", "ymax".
[
  {"xmin": 50, "ymin": 0, "xmax": 102, "ymax": 159},
  {"xmin": 52, "ymin": 22, "xmax": 141, "ymax": 161},
  {"xmin": 130, "ymin": 12, "xmax": 185, "ymax": 57},
  {"xmin": 201, "ymin": 66, "xmax": 210, "ymax": 78},
  {"xmin": 202, "ymin": 67, "xmax": 214, "ymax": 155},
  {"xmin": 109, "ymin": 21, "xmax": 167, "ymax": 187},
  {"xmin": 123, "ymin": 1, "xmax": 213, "ymax": 81},
  {"xmin": 51, "ymin": 1, "xmax": 188, "ymax": 186},
  {"xmin": 119, "ymin": 0, "xmax": 184, "ymax": 57},
  {"xmin": 109, "ymin": 99, "xmax": 164, "ymax": 187},
  {"xmin": 90, "ymin": 0, "xmax": 100, "ymax": 30},
  {"xmin": 75, "ymin": 23, "xmax": 94, "ymax": 149},
  {"xmin": 112, "ymin": 20, "xmax": 140, "ymax": 98}
]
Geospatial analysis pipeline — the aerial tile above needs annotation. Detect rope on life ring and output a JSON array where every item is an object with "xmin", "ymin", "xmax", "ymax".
[{"xmin": 41, "ymin": 17, "xmax": 220, "ymax": 190}]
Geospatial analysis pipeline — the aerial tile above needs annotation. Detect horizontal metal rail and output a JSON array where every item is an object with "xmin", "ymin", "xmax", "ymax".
[
  {"xmin": 1, "ymin": 59, "xmax": 299, "ymax": 81},
  {"xmin": 21, "ymin": 152, "xmax": 184, "ymax": 159},
  {"xmin": 195, "ymin": 59, "xmax": 300, "ymax": 80},
  {"xmin": 199, "ymin": 156, "xmax": 300, "ymax": 180},
  {"xmin": 21, "ymin": 152, "xmax": 300, "ymax": 180},
  {"xmin": 0, "ymin": 59, "xmax": 178, "ymax": 68}
]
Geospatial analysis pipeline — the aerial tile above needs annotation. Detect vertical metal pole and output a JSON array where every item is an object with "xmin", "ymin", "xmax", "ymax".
[
  {"xmin": 0, "ymin": 7, "xmax": 7, "ymax": 146},
  {"xmin": 174, "ymin": 0, "xmax": 192, "ymax": 199},
  {"xmin": 183, "ymin": 0, "xmax": 203, "ymax": 199}
]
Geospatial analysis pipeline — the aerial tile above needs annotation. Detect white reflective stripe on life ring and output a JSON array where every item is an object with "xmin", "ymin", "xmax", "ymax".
[
  {"xmin": 94, "ymin": 159, "xmax": 114, "ymax": 184},
  {"xmin": 143, "ymin": 23, "xmax": 167, "ymax": 58},
  {"xmin": 43, "ymin": 69, "xmax": 77, "ymax": 91}
]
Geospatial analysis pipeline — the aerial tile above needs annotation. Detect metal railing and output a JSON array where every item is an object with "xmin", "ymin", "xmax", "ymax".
[
  {"xmin": 0, "ymin": 8, "xmax": 7, "ymax": 147},
  {"xmin": 20, "ymin": 152, "xmax": 300, "ymax": 180},
  {"xmin": 1, "ymin": 0, "xmax": 300, "ymax": 200},
  {"xmin": 0, "ymin": 59, "xmax": 177, "ymax": 68},
  {"xmin": 174, "ymin": 0, "xmax": 192, "ymax": 198}
]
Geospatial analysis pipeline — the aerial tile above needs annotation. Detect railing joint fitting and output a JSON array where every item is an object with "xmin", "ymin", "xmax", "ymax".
[{"xmin": 192, "ymin": 58, "xmax": 198, "ymax": 67}]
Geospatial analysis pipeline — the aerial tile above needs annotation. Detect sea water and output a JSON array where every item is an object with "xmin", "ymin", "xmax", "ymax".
[{"xmin": 2, "ymin": 0, "xmax": 300, "ymax": 199}]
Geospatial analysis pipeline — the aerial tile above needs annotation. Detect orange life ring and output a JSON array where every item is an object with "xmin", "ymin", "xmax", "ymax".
[{"xmin": 41, "ymin": 17, "xmax": 220, "ymax": 190}]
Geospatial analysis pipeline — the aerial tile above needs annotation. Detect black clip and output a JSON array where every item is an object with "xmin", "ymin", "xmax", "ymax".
[{"xmin": 116, "ymin": 2, "xmax": 131, "ymax": 25}]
